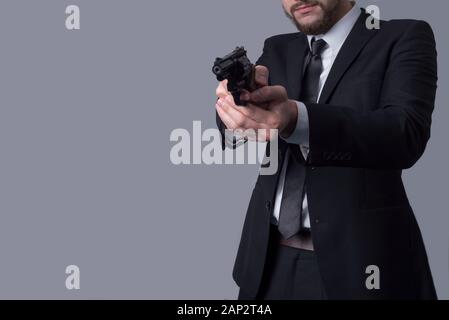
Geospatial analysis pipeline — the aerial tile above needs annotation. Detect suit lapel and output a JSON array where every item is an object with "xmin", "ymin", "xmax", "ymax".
[
  {"xmin": 286, "ymin": 34, "xmax": 309, "ymax": 100},
  {"xmin": 318, "ymin": 10, "xmax": 379, "ymax": 104}
]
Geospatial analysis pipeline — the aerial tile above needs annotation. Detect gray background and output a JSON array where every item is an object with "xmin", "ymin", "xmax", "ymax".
[{"xmin": 0, "ymin": 0, "xmax": 447, "ymax": 299}]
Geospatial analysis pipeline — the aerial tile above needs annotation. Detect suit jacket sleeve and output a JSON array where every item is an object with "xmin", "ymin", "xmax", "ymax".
[{"xmin": 305, "ymin": 21, "xmax": 437, "ymax": 169}]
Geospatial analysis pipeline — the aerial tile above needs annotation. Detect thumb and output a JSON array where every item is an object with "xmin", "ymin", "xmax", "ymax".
[{"xmin": 216, "ymin": 79, "xmax": 229, "ymax": 98}]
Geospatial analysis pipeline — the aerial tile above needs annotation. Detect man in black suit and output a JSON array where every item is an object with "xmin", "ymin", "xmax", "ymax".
[{"xmin": 215, "ymin": 0, "xmax": 437, "ymax": 299}]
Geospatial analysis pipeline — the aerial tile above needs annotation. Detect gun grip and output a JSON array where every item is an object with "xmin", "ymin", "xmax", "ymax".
[
  {"xmin": 231, "ymin": 65, "xmax": 256, "ymax": 106},
  {"xmin": 231, "ymin": 90, "xmax": 246, "ymax": 107}
]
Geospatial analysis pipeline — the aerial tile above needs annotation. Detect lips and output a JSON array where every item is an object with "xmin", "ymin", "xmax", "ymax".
[{"xmin": 294, "ymin": 3, "xmax": 317, "ymax": 14}]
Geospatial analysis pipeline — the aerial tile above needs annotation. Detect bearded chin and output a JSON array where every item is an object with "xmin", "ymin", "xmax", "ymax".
[
  {"xmin": 296, "ymin": 12, "xmax": 330, "ymax": 35},
  {"xmin": 284, "ymin": 1, "xmax": 340, "ymax": 35}
]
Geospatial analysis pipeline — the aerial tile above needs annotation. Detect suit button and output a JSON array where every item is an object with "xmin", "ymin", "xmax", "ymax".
[
  {"xmin": 315, "ymin": 218, "xmax": 320, "ymax": 224},
  {"xmin": 265, "ymin": 201, "xmax": 272, "ymax": 211},
  {"xmin": 311, "ymin": 167, "xmax": 316, "ymax": 170}
]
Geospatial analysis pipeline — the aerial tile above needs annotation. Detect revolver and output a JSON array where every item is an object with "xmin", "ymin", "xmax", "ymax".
[{"xmin": 212, "ymin": 46, "xmax": 257, "ymax": 106}]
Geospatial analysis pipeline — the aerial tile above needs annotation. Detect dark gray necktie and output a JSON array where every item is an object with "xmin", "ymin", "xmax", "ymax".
[{"xmin": 278, "ymin": 38, "xmax": 327, "ymax": 239}]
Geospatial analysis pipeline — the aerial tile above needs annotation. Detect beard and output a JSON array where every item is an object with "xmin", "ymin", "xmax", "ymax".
[{"xmin": 284, "ymin": 0, "xmax": 342, "ymax": 35}]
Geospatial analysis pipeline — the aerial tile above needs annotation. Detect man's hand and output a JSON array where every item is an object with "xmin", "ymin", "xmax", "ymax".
[{"xmin": 215, "ymin": 66, "xmax": 298, "ymax": 141}]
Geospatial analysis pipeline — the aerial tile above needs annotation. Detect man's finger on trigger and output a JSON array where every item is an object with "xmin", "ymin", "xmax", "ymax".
[
  {"xmin": 254, "ymin": 65, "xmax": 269, "ymax": 87},
  {"xmin": 240, "ymin": 89, "xmax": 251, "ymax": 102},
  {"xmin": 249, "ymin": 86, "xmax": 270, "ymax": 103},
  {"xmin": 250, "ymin": 85, "xmax": 285, "ymax": 103}
]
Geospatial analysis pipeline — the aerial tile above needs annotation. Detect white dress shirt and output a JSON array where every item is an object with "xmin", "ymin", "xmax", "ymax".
[{"xmin": 271, "ymin": 3, "xmax": 361, "ymax": 227}]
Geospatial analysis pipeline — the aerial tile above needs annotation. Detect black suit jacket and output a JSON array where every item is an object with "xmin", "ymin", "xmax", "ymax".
[{"xmin": 217, "ymin": 9, "xmax": 438, "ymax": 299}]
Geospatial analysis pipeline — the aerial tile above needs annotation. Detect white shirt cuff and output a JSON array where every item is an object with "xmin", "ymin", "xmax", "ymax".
[{"xmin": 280, "ymin": 101, "xmax": 310, "ymax": 158}]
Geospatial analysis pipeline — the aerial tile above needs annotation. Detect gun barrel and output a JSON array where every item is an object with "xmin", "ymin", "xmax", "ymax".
[
  {"xmin": 212, "ymin": 47, "xmax": 247, "ymax": 75},
  {"xmin": 212, "ymin": 58, "xmax": 234, "ymax": 78}
]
